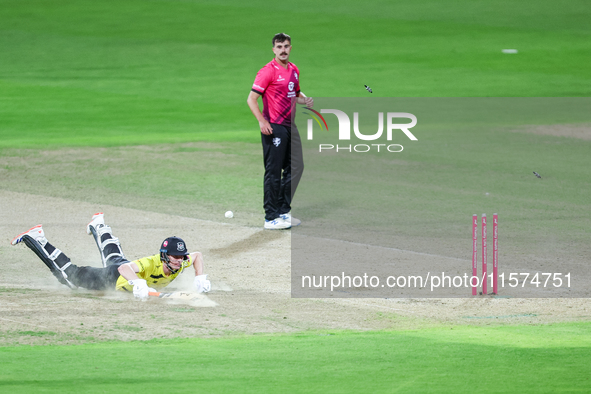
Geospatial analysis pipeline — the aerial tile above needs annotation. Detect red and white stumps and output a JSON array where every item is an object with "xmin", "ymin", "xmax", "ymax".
[
  {"xmin": 471, "ymin": 213, "xmax": 499, "ymax": 296},
  {"xmin": 472, "ymin": 214, "xmax": 478, "ymax": 296},
  {"xmin": 493, "ymin": 213, "xmax": 498, "ymax": 295},
  {"xmin": 482, "ymin": 214, "xmax": 487, "ymax": 295}
]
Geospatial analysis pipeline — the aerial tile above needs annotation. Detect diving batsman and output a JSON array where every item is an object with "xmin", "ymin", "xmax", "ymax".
[{"xmin": 11, "ymin": 213, "xmax": 211, "ymax": 300}]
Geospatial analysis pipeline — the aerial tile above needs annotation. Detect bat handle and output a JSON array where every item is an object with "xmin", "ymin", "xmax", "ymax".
[{"xmin": 148, "ymin": 292, "xmax": 162, "ymax": 297}]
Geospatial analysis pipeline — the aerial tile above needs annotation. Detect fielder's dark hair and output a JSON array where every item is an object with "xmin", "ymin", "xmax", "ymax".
[{"xmin": 272, "ymin": 33, "xmax": 291, "ymax": 46}]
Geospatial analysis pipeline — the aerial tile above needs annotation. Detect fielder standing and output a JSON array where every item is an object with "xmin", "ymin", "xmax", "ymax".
[{"xmin": 247, "ymin": 33, "xmax": 313, "ymax": 230}]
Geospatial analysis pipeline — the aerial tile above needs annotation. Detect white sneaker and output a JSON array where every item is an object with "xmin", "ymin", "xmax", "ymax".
[
  {"xmin": 86, "ymin": 212, "xmax": 105, "ymax": 235},
  {"xmin": 11, "ymin": 224, "xmax": 47, "ymax": 246},
  {"xmin": 280, "ymin": 212, "xmax": 301, "ymax": 227},
  {"xmin": 264, "ymin": 217, "xmax": 291, "ymax": 230}
]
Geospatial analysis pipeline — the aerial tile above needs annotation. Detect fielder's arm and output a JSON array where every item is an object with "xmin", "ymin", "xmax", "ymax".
[
  {"xmin": 247, "ymin": 91, "xmax": 273, "ymax": 135},
  {"xmin": 296, "ymin": 92, "xmax": 313, "ymax": 107}
]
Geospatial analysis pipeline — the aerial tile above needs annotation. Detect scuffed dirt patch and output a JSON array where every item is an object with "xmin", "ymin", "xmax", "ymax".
[{"xmin": 1, "ymin": 190, "xmax": 590, "ymax": 346}]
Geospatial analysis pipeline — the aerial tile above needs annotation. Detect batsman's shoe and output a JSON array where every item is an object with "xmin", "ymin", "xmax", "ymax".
[
  {"xmin": 264, "ymin": 217, "xmax": 291, "ymax": 230},
  {"xmin": 280, "ymin": 212, "xmax": 301, "ymax": 227},
  {"xmin": 11, "ymin": 225, "xmax": 47, "ymax": 246},
  {"xmin": 86, "ymin": 212, "xmax": 105, "ymax": 235}
]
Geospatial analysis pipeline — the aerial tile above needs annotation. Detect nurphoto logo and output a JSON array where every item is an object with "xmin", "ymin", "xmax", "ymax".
[{"xmin": 303, "ymin": 107, "xmax": 417, "ymax": 153}]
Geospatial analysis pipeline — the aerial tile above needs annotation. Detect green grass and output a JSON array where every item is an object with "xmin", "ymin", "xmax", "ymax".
[
  {"xmin": 1, "ymin": 324, "xmax": 590, "ymax": 393},
  {"xmin": 1, "ymin": 1, "xmax": 590, "ymax": 391},
  {"xmin": 0, "ymin": 142, "xmax": 265, "ymax": 223},
  {"xmin": 1, "ymin": 0, "xmax": 590, "ymax": 147},
  {"xmin": 0, "ymin": 1, "xmax": 588, "ymax": 285},
  {"xmin": 0, "ymin": 2, "xmax": 588, "ymax": 275}
]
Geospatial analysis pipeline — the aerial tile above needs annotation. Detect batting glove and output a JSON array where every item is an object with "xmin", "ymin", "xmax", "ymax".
[
  {"xmin": 194, "ymin": 274, "xmax": 211, "ymax": 293},
  {"xmin": 128, "ymin": 279, "xmax": 150, "ymax": 301}
]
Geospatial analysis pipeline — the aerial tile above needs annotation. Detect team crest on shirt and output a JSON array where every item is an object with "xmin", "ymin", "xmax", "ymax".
[
  {"xmin": 288, "ymin": 82, "xmax": 294, "ymax": 91},
  {"xmin": 273, "ymin": 138, "xmax": 281, "ymax": 147}
]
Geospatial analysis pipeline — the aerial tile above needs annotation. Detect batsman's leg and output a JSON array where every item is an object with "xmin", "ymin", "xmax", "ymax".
[
  {"xmin": 13, "ymin": 225, "xmax": 123, "ymax": 291},
  {"xmin": 12, "ymin": 225, "xmax": 77, "ymax": 288},
  {"xmin": 87, "ymin": 213, "xmax": 126, "ymax": 267}
]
